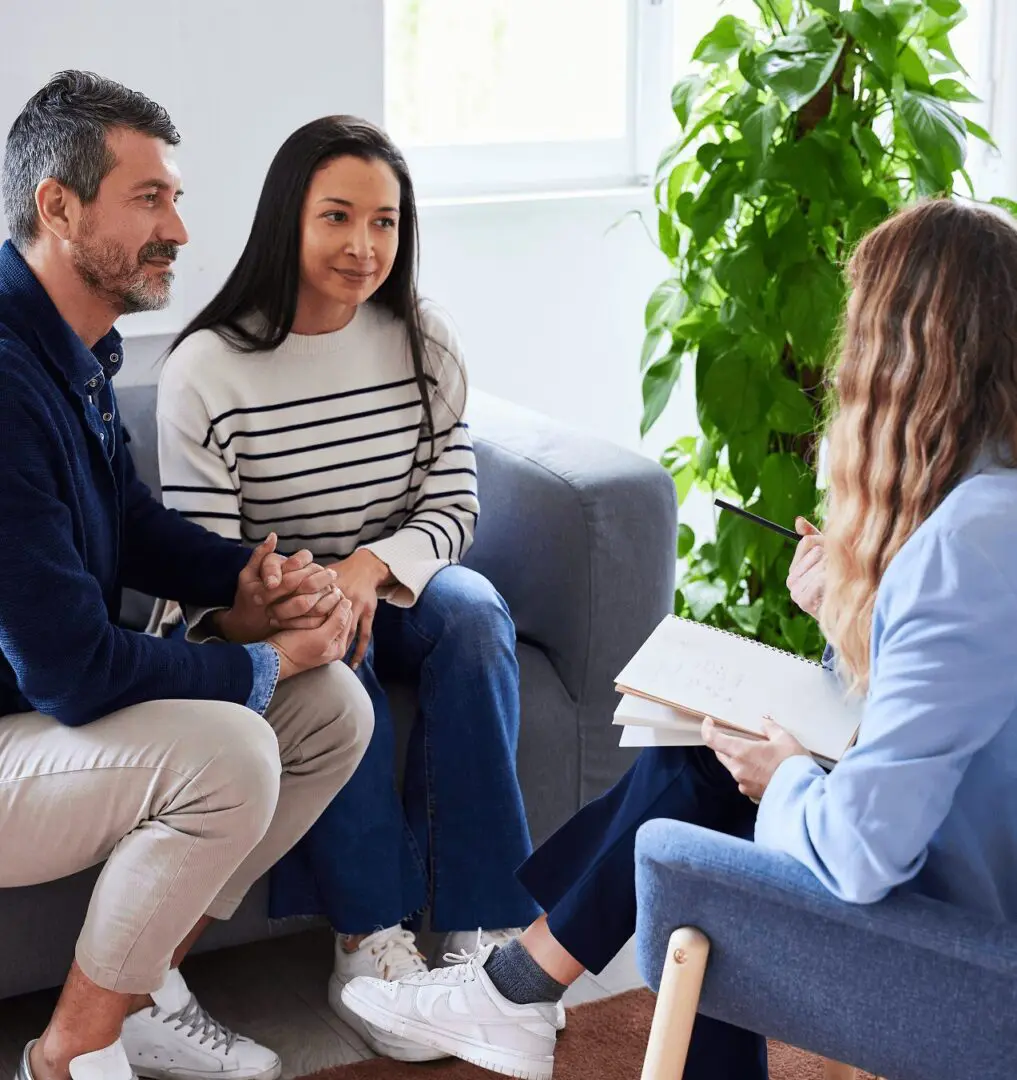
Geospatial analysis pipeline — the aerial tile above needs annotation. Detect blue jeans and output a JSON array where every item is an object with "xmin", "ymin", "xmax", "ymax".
[
  {"xmin": 517, "ymin": 745, "xmax": 768, "ymax": 1080},
  {"xmin": 269, "ymin": 565, "xmax": 541, "ymax": 934}
]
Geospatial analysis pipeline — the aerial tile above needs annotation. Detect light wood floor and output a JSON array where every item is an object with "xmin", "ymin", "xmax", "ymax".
[{"xmin": 0, "ymin": 930, "xmax": 642, "ymax": 1079}]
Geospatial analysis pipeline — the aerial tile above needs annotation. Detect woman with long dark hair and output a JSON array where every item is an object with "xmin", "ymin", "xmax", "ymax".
[
  {"xmin": 341, "ymin": 199, "xmax": 1017, "ymax": 1079},
  {"xmin": 157, "ymin": 116, "xmax": 541, "ymax": 1060}
]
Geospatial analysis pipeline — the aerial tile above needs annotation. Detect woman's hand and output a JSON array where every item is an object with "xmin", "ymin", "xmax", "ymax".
[
  {"xmin": 788, "ymin": 518, "xmax": 826, "ymax": 619},
  {"xmin": 325, "ymin": 549, "xmax": 392, "ymax": 671},
  {"xmin": 702, "ymin": 715, "xmax": 810, "ymax": 801}
]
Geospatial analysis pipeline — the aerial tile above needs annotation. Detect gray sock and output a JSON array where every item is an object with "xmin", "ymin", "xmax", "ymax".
[{"xmin": 483, "ymin": 939, "xmax": 568, "ymax": 1006}]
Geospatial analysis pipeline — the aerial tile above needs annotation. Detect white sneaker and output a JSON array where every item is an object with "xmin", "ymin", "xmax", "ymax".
[
  {"xmin": 341, "ymin": 941, "xmax": 558, "ymax": 1080},
  {"xmin": 120, "ymin": 969, "xmax": 281, "ymax": 1080},
  {"xmin": 328, "ymin": 927, "xmax": 447, "ymax": 1063},
  {"xmin": 19, "ymin": 1040, "xmax": 134, "ymax": 1080},
  {"xmin": 440, "ymin": 930, "xmax": 567, "ymax": 1033}
]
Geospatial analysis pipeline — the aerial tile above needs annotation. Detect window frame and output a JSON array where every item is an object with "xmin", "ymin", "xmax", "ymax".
[{"xmin": 383, "ymin": 0, "xmax": 676, "ymax": 198}]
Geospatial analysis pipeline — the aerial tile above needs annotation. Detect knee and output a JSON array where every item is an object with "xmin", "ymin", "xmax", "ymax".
[
  {"xmin": 181, "ymin": 703, "xmax": 282, "ymax": 838},
  {"xmin": 283, "ymin": 662, "xmax": 375, "ymax": 776},
  {"xmin": 428, "ymin": 568, "xmax": 516, "ymax": 650}
]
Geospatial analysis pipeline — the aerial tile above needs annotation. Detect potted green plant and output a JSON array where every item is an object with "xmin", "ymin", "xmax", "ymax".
[{"xmin": 643, "ymin": 0, "xmax": 1003, "ymax": 658}]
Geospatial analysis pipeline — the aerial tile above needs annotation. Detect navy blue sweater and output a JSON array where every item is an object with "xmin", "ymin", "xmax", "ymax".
[{"xmin": 0, "ymin": 241, "xmax": 253, "ymax": 725}]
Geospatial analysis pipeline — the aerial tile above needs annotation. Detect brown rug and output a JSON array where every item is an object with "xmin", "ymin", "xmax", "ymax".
[{"xmin": 299, "ymin": 990, "xmax": 877, "ymax": 1079}]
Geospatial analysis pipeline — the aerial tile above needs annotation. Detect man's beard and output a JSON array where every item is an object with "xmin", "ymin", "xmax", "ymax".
[{"xmin": 72, "ymin": 230, "xmax": 178, "ymax": 314}]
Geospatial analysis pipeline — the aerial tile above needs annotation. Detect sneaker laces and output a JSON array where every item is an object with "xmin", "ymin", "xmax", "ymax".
[
  {"xmin": 402, "ymin": 931, "xmax": 488, "ymax": 986},
  {"xmin": 362, "ymin": 927, "xmax": 429, "ymax": 981},
  {"xmin": 153, "ymin": 995, "xmax": 237, "ymax": 1054}
]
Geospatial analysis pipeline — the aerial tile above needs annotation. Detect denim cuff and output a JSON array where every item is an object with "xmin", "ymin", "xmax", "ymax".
[{"xmin": 243, "ymin": 642, "xmax": 280, "ymax": 715}]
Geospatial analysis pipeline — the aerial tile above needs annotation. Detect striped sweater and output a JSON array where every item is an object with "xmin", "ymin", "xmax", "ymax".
[{"xmin": 157, "ymin": 302, "xmax": 478, "ymax": 607}]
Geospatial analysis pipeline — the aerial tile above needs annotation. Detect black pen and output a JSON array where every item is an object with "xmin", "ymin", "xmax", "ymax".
[{"xmin": 713, "ymin": 498, "xmax": 801, "ymax": 542}]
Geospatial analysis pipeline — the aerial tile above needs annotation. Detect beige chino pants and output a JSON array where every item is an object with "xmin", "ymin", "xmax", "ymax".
[{"xmin": 0, "ymin": 663, "xmax": 372, "ymax": 994}]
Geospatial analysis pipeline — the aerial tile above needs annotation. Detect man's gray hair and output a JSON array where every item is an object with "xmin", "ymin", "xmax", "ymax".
[{"xmin": 1, "ymin": 70, "xmax": 179, "ymax": 250}]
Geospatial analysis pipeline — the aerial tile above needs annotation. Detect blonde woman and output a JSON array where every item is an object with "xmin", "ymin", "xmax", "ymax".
[{"xmin": 340, "ymin": 199, "xmax": 1017, "ymax": 1080}]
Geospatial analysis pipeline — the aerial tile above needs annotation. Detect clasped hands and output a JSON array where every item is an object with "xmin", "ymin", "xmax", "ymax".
[{"xmin": 213, "ymin": 534, "xmax": 389, "ymax": 679}]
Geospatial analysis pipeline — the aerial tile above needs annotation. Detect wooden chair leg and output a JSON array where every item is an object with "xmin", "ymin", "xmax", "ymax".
[
  {"xmin": 822, "ymin": 1061, "xmax": 856, "ymax": 1080},
  {"xmin": 640, "ymin": 927, "xmax": 711, "ymax": 1080}
]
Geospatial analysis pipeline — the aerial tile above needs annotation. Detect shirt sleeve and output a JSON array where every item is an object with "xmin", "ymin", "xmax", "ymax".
[
  {"xmin": 243, "ymin": 642, "xmax": 280, "ymax": 715},
  {"xmin": 755, "ymin": 529, "xmax": 1017, "ymax": 903},
  {"xmin": 364, "ymin": 306, "xmax": 479, "ymax": 606},
  {"xmin": 157, "ymin": 342, "xmax": 243, "ymax": 542}
]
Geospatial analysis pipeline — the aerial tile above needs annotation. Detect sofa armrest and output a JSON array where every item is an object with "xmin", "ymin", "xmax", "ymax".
[
  {"xmin": 465, "ymin": 391, "xmax": 677, "ymax": 708},
  {"xmin": 634, "ymin": 819, "xmax": 1017, "ymax": 1080}
]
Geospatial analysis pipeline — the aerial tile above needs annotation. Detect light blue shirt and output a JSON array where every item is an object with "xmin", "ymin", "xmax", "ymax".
[{"xmin": 756, "ymin": 460, "xmax": 1017, "ymax": 918}]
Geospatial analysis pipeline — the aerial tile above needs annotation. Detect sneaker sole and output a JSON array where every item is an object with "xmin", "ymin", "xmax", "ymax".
[
  {"xmin": 328, "ymin": 975, "xmax": 448, "ymax": 1063},
  {"xmin": 133, "ymin": 1064, "xmax": 281, "ymax": 1080},
  {"xmin": 341, "ymin": 985, "xmax": 554, "ymax": 1080}
]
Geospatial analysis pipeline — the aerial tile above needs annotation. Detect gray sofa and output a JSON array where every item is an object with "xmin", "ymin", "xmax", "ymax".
[{"xmin": 0, "ymin": 384, "xmax": 677, "ymax": 1000}]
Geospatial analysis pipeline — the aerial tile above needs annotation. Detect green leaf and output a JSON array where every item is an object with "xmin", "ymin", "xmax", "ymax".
[
  {"xmin": 990, "ymin": 197, "xmax": 1017, "ymax": 220},
  {"xmin": 741, "ymin": 99, "xmax": 783, "ymax": 167},
  {"xmin": 673, "ymin": 464, "xmax": 696, "ymax": 505},
  {"xmin": 677, "ymin": 523, "xmax": 696, "ymax": 559},
  {"xmin": 755, "ymin": 15, "xmax": 845, "ymax": 112},
  {"xmin": 779, "ymin": 613, "xmax": 810, "ymax": 655},
  {"xmin": 779, "ymin": 258, "xmax": 845, "ymax": 367},
  {"xmin": 846, "ymin": 194, "xmax": 891, "ymax": 242},
  {"xmin": 841, "ymin": 9, "xmax": 898, "ymax": 78},
  {"xmin": 672, "ymin": 74, "xmax": 708, "ymax": 129},
  {"xmin": 645, "ymin": 280, "xmax": 687, "ymax": 330},
  {"xmin": 641, "ymin": 349, "xmax": 684, "ymax": 437},
  {"xmin": 684, "ymin": 578, "xmax": 728, "ymax": 621},
  {"xmin": 807, "ymin": 0, "xmax": 840, "ymax": 14},
  {"xmin": 640, "ymin": 327, "xmax": 666, "ymax": 372},
  {"xmin": 862, "ymin": 0, "xmax": 922, "ymax": 31},
  {"xmin": 689, "ymin": 163, "xmax": 741, "ymax": 246},
  {"xmin": 932, "ymin": 78, "xmax": 980, "ymax": 103},
  {"xmin": 658, "ymin": 209, "xmax": 679, "ymax": 259},
  {"xmin": 767, "ymin": 373, "xmax": 816, "ymax": 434},
  {"xmin": 713, "ymin": 245, "xmax": 768, "ymax": 308},
  {"xmin": 966, "ymin": 118, "xmax": 998, "ymax": 150},
  {"xmin": 897, "ymin": 45, "xmax": 933, "ymax": 89},
  {"xmin": 758, "ymin": 453, "xmax": 817, "ymax": 534},
  {"xmin": 716, "ymin": 512, "xmax": 753, "ymax": 584},
  {"xmin": 728, "ymin": 428, "xmax": 770, "ymax": 499},
  {"xmin": 693, "ymin": 15, "xmax": 750, "ymax": 65},
  {"xmin": 729, "ymin": 598, "xmax": 765, "ymax": 635},
  {"xmin": 897, "ymin": 89, "xmax": 968, "ymax": 190},
  {"xmin": 702, "ymin": 352, "xmax": 770, "ymax": 435},
  {"xmin": 852, "ymin": 121, "xmax": 886, "ymax": 168},
  {"xmin": 926, "ymin": 0, "xmax": 962, "ymax": 14}
]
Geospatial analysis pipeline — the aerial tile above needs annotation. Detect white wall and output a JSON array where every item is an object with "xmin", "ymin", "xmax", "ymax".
[{"xmin": 3, "ymin": 0, "xmax": 1015, "ymax": 473}]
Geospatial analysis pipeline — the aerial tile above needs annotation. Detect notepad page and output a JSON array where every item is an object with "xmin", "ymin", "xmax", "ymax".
[
  {"xmin": 612, "ymin": 694, "xmax": 702, "ymax": 731},
  {"xmin": 615, "ymin": 616, "xmax": 861, "ymax": 761},
  {"xmin": 618, "ymin": 723, "xmax": 704, "ymax": 748}
]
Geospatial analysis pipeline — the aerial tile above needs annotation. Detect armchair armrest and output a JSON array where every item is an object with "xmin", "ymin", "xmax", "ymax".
[
  {"xmin": 634, "ymin": 819, "xmax": 1017, "ymax": 1080},
  {"xmin": 466, "ymin": 391, "xmax": 678, "ymax": 799}
]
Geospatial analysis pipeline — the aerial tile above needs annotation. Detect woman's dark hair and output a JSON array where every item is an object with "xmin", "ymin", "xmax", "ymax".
[{"xmin": 171, "ymin": 115, "xmax": 441, "ymax": 446}]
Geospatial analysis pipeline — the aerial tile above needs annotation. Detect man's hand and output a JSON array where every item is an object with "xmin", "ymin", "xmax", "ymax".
[
  {"xmin": 702, "ymin": 715, "xmax": 810, "ymax": 801},
  {"xmin": 788, "ymin": 518, "xmax": 825, "ymax": 620},
  {"xmin": 217, "ymin": 533, "xmax": 340, "ymax": 644},
  {"xmin": 268, "ymin": 595, "xmax": 356, "ymax": 680}
]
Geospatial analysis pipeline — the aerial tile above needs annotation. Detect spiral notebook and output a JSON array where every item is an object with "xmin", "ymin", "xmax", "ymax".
[{"xmin": 614, "ymin": 615, "xmax": 861, "ymax": 763}]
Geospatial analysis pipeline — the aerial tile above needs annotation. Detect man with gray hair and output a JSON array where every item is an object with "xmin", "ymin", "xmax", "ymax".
[{"xmin": 0, "ymin": 72, "xmax": 375, "ymax": 1080}]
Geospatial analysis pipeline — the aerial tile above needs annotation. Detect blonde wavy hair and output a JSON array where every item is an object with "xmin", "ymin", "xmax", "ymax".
[{"xmin": 821, "ymin": 200, "xmax": 1017, "ymax": 694}]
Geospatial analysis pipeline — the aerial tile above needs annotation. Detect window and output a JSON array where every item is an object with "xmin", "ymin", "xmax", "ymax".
[{"xmin": 384, "ymin": 0, "xmax": 676, "ymax": 196}]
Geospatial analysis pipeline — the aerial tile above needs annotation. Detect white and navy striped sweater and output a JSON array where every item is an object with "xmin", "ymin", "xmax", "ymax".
[{"xmin": 157, "ymin": 302, "xmax": 478, "ymax": 607}]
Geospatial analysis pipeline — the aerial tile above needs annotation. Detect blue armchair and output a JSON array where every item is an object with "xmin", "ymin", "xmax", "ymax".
[{"xmin": 634, "ymin": 819, "xmax": 1017, "ymax": 1080}]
